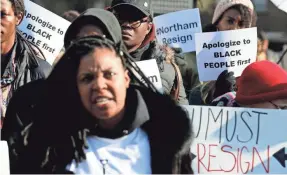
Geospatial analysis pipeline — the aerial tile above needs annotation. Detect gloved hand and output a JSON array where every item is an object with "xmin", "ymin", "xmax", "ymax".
[
  {"xmin": 171, "ymin": 47, "xmax": 183, "ymax": 54},
  {"xmin": 213, "ymin": 70, "xmax": 236, "ymax": 99}
]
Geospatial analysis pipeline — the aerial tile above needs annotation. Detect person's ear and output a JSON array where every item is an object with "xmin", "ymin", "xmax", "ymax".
[
  {"xmin": 15, "ymin": 12, "xmax": 24, "ymax": 26},
  {"xmin": 145, "ymin": 22, "xmax": 152, "ymax": 35},
  {"xmin": 124, "ymin": 70, "xmax": 130, "ymax": 88}
]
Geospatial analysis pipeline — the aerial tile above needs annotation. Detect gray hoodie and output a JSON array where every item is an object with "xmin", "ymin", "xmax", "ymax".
[{"xmin": 64, "ymin": 8, "xmax": 122, "ymax": 48}]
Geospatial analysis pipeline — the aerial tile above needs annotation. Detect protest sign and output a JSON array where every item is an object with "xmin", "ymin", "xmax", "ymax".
[
  {"xmin": 0, "ymin": 141, "xmax": 10, "ymax": 175},
  {"xmin": 17, "ymin": 0, "xmax": 71, "ymax": 65},
  {"xmin": 270, "ymin": 0, "xmax": 287, "ymax": 13},
  {"xmin": 131, "ymin": 59, "xmax": 162, "ymax": 92},
  {"xmin": 195, "ymin": 28, "xmax": 257, "ymax": 81},
  {"xmin": 154, "ymin": 9, "xmax": 202, "ymax": 53},
  {"xmin": 182, "ymin": 105, "xmax": 287, "ymax": 174}
]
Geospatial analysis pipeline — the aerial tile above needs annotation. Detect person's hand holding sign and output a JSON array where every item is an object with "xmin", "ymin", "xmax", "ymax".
[{"xmin": 214, "ymin": 70, "xmax": 236, "ymax": 99}]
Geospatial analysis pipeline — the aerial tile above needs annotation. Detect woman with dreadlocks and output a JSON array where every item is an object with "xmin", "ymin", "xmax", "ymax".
[
  {"xmin": 1, "ymin": 0, "xmax": 51, "ymax": 122},
  {"xmin": 10, "ymin": 35, "xmax": 193, "ymax": 174}
]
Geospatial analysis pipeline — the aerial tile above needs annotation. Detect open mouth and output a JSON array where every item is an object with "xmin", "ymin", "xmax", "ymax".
[{"xmin": 92, "ymin": 96, "xmax": 113, "ymax": 106}]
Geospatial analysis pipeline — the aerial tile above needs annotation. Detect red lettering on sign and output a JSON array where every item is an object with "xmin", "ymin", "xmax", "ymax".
[
  {"xmin": 207, "ymin": 144, "xmax": 223, "ymax": 172},
  {"xmin": 197, "ymin": 143, "xmax": 208, "ymax": 173},
  {"xmin": 195, "ymin": 144, "xmax": 271, "ymax": 174},
  {"xmin": 251, "ymin": 146, "xmax": 270, "ymax": 173},
  {"xmin": 221, "ymin": 145, "xmax": 236, "ymax": 172}
]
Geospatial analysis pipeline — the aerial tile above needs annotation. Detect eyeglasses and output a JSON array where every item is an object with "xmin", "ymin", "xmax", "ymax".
[
  {"xmin": 269, "ymin": 101, "xmax": 287, "ymax": 110},
  {"xmin": 118, "ymin": 18, "xmax": 150, "ymax": 29}
]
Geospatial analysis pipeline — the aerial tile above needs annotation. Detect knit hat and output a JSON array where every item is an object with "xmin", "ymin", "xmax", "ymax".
[
  {"xmin": 235, "ymin": 61, "xmax": 287, "ymax": 105},
  {"xmin": 212, "ymin": 0, "xmax": 254, "ymax": 24}
]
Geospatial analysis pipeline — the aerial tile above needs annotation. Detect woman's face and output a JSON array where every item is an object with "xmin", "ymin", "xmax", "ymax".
[
  {"xmin": 244, "ymin": 99, "xmax": 287, "ymax": 109},
  {"xmin": 77, "ymin": 48, "xmax": 130, "ymax": 120},
  {"xmin": 217, "ymin": 8, "xmax": 250, "ymax": 31}
]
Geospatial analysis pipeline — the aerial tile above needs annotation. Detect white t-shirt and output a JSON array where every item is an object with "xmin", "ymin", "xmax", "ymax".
[{"xmin": 66, "ymin": 128, "xmax": 152, "ymax": 175}]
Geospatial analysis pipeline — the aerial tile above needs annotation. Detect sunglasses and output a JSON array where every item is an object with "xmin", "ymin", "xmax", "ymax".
[{"xmin": 118, "ymin": 18, "xmax": 150, "ymax": 29}]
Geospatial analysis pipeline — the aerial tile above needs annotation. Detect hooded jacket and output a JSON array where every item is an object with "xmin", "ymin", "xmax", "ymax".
[
  {"xmin": 8, "ymin": 85, "xmax": 194, "ymax": 174},
  {"xmin": 64, "ymin": 8, "xmax": 122, "ymax": 48}
]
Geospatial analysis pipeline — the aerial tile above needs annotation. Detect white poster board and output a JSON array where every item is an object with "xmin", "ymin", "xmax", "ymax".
[
  {"xmin": 270, "ymin": 0, "xmax": 287, "ymax": 13},
  {"xmin": 17, "ymin": 0, "xmax": 71, "ymax": 65},
  {"xmin": 154, "ymin": 9, "xmax": 202, "ymax": 53},
  {"xmin": 134, "ymin": 59, "xmax": 163, "ymax": 92},
  {"xmin": 182, "ymin": 105, "xmax": 287, "ymax": 174},
  {"xmin": 0, "ymin": 141, "xmax": 10, "ymax": 175},
  {"xmin": 195, "ymin": 28, "xmax": 257, "ymax": 81}
]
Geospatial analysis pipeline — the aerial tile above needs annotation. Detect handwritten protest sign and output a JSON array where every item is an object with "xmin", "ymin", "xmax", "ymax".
[
  {"xmin": 195, "ymin": 28, "xmax": 257, "ymax": 81},
  {"xmin": 133, "ymin": 59, "xmax": 163, "ymax": 92},
  {"xmin": 182, "ymin": 105, "xmax": 287, "ymax": 174},
  {"xmin": 154, "ymin": 9, "xmax": 202, "ymax": 53},
  {"xmin": 17, "ymin": 0, "xmax": 71, "ymax": 65},
  {"xmin": 0, "ymin": 141, "xmax": 10, "ymax": 175}
]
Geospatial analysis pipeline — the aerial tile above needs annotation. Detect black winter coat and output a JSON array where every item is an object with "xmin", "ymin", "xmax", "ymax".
[
  {"xmin": 12, "ymin": 33, "xmax": 51, "ymax": 91},
  {"xmin": 4, "ymin": 85, "xmax": 194, "ymax": 174}
]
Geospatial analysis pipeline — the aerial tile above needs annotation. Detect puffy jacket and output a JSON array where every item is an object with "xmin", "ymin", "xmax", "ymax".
[
  {"xmin": 130, "ymin": 41, "xmax": 189, "ymax": 105},
  {"xmin": 10, "ymin": 33, "xmax": 51, "ymax": 91}
]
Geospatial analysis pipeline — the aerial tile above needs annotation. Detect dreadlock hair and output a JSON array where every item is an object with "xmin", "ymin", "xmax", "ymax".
[
  {"xmin": 17, "ymin": 36, "xmax": 157, "ymax": 173},
  {"xmin": 203, "ymin": 4, "xmax": 257, "ymax": 32}
]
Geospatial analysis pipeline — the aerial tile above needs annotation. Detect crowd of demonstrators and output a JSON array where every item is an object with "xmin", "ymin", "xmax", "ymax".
[
  {"xmin": 212, "ymin": 60, "xmax": 287, "ymax": 109},
  {"xmin": 2, "ymin": 6, "xmax": 193, "ymax": 174},
  {"xmin": 108, "ymin": 0, "xmax": 189, "ymax": 104},
  {"xmin": 1, "ymin": 0, "xmax": 287, "ymax": 174},
  {"xmin": 1, "ymin": 8, "xmax": 133, "ymax": 166},
  {"xmin": 7, "ymin": 35, "xmax": 193, "ymax": 174},
  {"xmin": 189, "ymin": 0, "xmax": 256, "ymax": 105},
  {"xmin": 62, "ymin": 7, "xmax": 155, "ymax": 89},
  {"xmin": 1, "ymin": 0, "xmax": 51, "ymax": 125}
]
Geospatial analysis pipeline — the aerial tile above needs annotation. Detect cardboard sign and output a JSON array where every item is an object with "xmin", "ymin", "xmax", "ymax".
[
  {"xmin": 17, "ymin": 0, "xmax": 71, "ymax": 65},
  {"xmin": 195, "ymin": 28, "xmax": 257, "ymax": 81},
  {"xmin": 131, "ymin": 59, "xmax": 163, "ymax": 92},
  {"xmin": 154, "ymin": 9, "xmax": 202, "ymax": 53},
  {"xmin": 0, "ymin": 141, "xmax": 10, "ymax": 175},
  {"xmin": 182, "ymin": 105, "xmax": 287, "ymax": 174}
]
